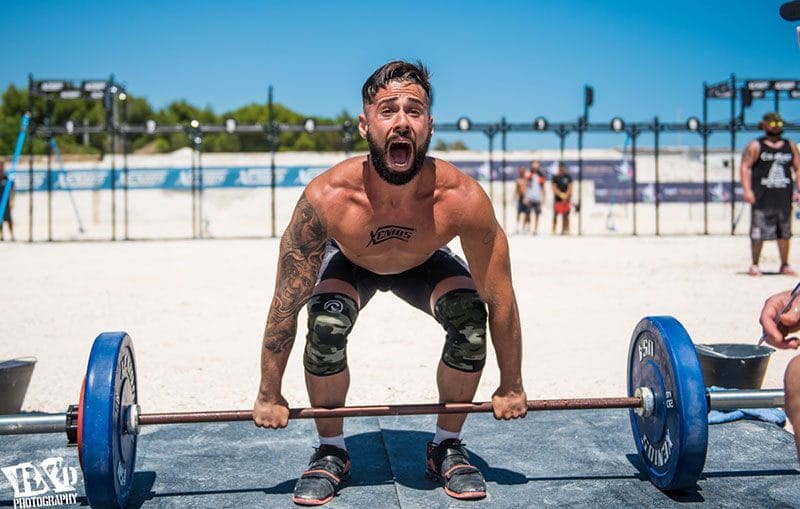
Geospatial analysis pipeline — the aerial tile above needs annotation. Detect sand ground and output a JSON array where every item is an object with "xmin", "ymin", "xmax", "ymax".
[{"xmin": 2, "ymin": 233, "xmax": 797, "ymax": 430}]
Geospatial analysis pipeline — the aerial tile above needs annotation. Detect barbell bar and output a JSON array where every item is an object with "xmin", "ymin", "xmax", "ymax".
[
  {"xmin": 0, "ymin": 389, "xmax": 784, "ymax": 436},
  {"xmin": 0, "ymin": 316, "xmax": 790, "ymax": 508}
]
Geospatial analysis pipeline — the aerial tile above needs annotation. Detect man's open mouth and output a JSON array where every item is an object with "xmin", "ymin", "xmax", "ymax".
[{"xmin": 388, "ymin": 140, "xmax": 413, "ymax": 169}]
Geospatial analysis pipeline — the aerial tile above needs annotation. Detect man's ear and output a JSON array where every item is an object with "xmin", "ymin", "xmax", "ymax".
[
  {"xmin": 430, "ymin": 116, "xmax": 435, "ymax": 134},
  {"xmin": 358, "ymin": 113, "xmax": 368, "ymax": 139}
]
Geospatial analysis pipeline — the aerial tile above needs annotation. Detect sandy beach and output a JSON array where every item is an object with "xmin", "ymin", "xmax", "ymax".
[{"xmin": 2, "ymin": 232, "xmax": 797, "ymax": 426}]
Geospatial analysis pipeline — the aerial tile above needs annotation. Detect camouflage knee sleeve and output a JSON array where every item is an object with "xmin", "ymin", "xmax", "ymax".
[
  {"xmin": 304, "ymin": 293, "xmax": 359, "ymax": 376},
  {"xmin": 434, "ymin": 289, "xmax": 487, "ymax": 373}
]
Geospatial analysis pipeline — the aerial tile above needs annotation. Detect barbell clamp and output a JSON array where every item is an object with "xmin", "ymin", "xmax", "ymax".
[
  {"xmin": 125, "ymin": 404, "xmax": 141, "ymax": 435},
  {"xmin": 634, "ymin": 387, "xmax": 655, "ymax": 417}
]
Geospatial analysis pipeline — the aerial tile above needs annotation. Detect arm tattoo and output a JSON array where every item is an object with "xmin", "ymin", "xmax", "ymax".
[
  {"xmin": 264, "ymin": 193, "xmax": 327, "ymax": 353},
  {"xmin": 482, "ymin": 226, "xmax": 496, "ymax": 245}
]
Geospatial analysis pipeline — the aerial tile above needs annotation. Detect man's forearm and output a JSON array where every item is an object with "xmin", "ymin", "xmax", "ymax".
[
  {"xmin": 740, "ymin": 168, "xmax": 752, "ymax": 193},
  {"xmin": 487, "ymin": 300, "xmax": 523, "ymax": 388},
  {"xmin": 258, "ymin": 308, "xmax": 300, "ymax": 398}
]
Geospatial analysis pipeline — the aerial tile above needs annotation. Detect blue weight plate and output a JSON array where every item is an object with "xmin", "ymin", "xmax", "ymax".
[
  {"xmin": 627, "ymin": 316, "xmax": 708, "ymax": 490},
  {"xmin": 81, "ymin": 332, "xmax": 138, "ymax": 509}
]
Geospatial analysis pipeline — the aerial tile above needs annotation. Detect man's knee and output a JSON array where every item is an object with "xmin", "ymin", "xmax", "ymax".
[
  {"xmin": 434, "ymin": 289, "xmax": 487, "ymax": 373},
  {"xmin": 304, "ymin": 293, "xmax": 358, "ymax": 376}
]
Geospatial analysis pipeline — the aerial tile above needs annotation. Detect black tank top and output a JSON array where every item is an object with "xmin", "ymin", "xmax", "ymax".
[{"xmin": 752, "ymin": 137, "xmax": 794, "ymax": 210}]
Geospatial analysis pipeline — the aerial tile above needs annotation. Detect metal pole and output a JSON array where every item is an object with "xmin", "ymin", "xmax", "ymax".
[
  {"xmin": 138, "ymin": 397, "xmax": 642, "ymax": 425},
  {"xmin": 703, "ymin": 83, "xmax": 709, "ymax": 235},
  {"xmin": 577, "ymin": 120, "xmax": 584, "ymax": 236},
  {"xmin": 0, "ymin": 414, "xmax": 66, "ymax": 435},
  {"xmin": 190, "ymin": 131, "xmax": 197, "ymax": 238},
  {"xmin": 107, "ymin": 80, "xmax": 116, "ymax": 241},
  {"xmin": 27, "ymin": 76, "xmax": 34, "ymax": 243},
  {"xmin": 122, "ymin": 100, "xmax": 129, "ymax": 240},
  {"xmin": 500, "ymin": 118, "xmax": 507, "ymax": 232},
  {"xmin": 0, "ymin": 388, "xmax": 788, "ymax": 435},
  {"xmin": 630, "ymin": 127, "xmax": 638, "ymax": 236},
  {"xmin": 654, "ymin": 117, "xmax": 661, "ymax": 236},
  {"xmin": 707, "ymin": 389, "xmax": 784, "ymax": 410},
  {"xmin": 730, "ymin": 73, "xmax": 737, "ymax": 235},
  {"xmin": 196, "ymin": 136, "xmax": 204, "ymax": 239},
  {"xmin": 580, "ymin": 87, "xmax": 592, "ymax": 236},
  {"xmin": 45, "ymin": 100, "xmax": 53, "ymax": 242},
  {"xmin": 487, "ymin": 129, "xmax": 495, "ymax": 202},
  {"xmin": 269, "ymin": 86, "xmax": 277, "ymax": 239}
]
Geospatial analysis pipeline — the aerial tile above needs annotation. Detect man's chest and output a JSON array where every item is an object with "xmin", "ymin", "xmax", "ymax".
[{"xmin": 329, "ymin": 203, "xmax": 454, "ymax": 259}]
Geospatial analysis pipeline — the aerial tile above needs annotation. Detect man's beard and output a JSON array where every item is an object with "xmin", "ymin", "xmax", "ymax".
[
  {"xmin": 766, "ymin": 129, "xmax": 784, "ymax": 139},
  {"xmin": 367, "ymin": 130, "xmax": 431, "ymax": 186}
]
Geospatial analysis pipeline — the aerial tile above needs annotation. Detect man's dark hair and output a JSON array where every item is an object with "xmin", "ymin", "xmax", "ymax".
[{"xmin": 361, "ymin": 60, "xmax": 432, "ymax": 107}]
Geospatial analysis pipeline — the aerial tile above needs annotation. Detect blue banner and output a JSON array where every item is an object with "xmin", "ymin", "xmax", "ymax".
[
  {"xmin": 10, "ymin": 160, "xmax": 742, "ymax": 204},
  {"xmin": 594, "ymin": 182, "xmax": 742, "ymax": 204},
  {"xmin": 11, "ymin": 166, "xmax": 331, "ymax": 192}
]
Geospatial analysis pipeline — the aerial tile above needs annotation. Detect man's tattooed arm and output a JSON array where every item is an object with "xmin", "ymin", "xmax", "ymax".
[{"xmin": 258, "ymin": 192, "xmax": 327, "ymax": 397}]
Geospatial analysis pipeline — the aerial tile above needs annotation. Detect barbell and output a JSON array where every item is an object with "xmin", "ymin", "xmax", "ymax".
[{"xmin": 0, "ymin": 316, "xmax": 787, "ymax": 508}]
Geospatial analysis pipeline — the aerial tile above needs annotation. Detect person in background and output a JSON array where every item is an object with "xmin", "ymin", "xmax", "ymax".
[
  {"xmin": 526, "ymin": 161, "xmax": 546, "ymax": 235},
  {"xmin": 740, "ymin": 112, "xmax": 800, "ymax": 276},
  {"xmin": 514, "ymin": 166, "xmax": 532, "ymax": 234},
  {"xmin": 0, "ymin": 161, "xmax": 15, "ymax": 242},
  {"xmin": 551, "ymin": 162, "xmax": 573, "ymax": 235}
]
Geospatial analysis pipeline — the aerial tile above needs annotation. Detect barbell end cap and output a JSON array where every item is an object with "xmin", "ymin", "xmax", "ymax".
[
  {"xmin": 125, "ymin": 404, "xmax": 141, "ymax": 435},
  {"xmin": 634, "ymin": 387, "xmax": 655, "ymax": 417},
  {"xmin": 66, "ymin": 404, "xmax": 79, "ymax": 445}
]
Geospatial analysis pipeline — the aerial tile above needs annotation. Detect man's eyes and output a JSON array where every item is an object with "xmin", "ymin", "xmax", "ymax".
[{"xmin": 379, "ymin": 107, "xmax": 423, "ymax": 115}]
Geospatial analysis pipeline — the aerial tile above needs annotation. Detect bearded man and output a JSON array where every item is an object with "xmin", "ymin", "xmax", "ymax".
[
  {"xmin": 253, "ymin": 60, "xmax": 527, "ymax": 505},
  {"xmin": 741, "ymin": 112, "xmax": 800, "ymax": 276}
]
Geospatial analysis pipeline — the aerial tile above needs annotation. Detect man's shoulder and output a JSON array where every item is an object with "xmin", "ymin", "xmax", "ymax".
[
  {"xmin": 306, "ymin": 156, "xmax": 366, "ymax": 196},
  {"xmin": 430, "ymin": 158, "xmax": 495, "ymax": 229},
  {"xmin": 304, "ymin": 156, "xmax": 366, "ymax": 209},
  {"xmin": 430, "ymin": 157, "xmax": 485, "ymax": 195}
]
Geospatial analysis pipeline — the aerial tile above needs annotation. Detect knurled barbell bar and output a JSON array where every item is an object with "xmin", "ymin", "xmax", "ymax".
[
  {"xmin": 0, "ymin": 316, "xmax": 788, "ymax": 508},
  {"xmin": 0, "ymin": 388, "xmax": 784, "ymax": 435}
]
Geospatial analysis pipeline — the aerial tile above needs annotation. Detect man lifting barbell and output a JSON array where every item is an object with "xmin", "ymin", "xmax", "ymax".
[{"xmin": 252, "ymin": 60, "xmax": 528, "ymax": 505}]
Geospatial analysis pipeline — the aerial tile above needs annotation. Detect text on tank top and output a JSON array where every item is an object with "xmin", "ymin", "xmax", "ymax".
[{"xmin": 752, "ymin": 137, "xmax": 793, "ymax": 210}]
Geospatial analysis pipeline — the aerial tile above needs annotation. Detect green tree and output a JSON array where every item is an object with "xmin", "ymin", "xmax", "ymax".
[{"xmin": 0, "ymin": 84, "xmax": 370, "ymax": 155}]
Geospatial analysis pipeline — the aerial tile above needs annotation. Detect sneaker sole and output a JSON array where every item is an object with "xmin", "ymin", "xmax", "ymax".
[
  {"xmin": 292, "ymin": 495, "xmax": 333, "ymax": 506},
  {"xmin": 426, "ymin": 468, "xmax": 487, "ymax": 500},
  {"xmin": 292, "ymin": 470, "xmax": 349, "ymax": 506}
]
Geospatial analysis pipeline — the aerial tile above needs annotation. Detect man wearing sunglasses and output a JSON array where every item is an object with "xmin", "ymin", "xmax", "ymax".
[{"xmin": 740, "ymin": 112, "xmax": 800, "ymax": 276}]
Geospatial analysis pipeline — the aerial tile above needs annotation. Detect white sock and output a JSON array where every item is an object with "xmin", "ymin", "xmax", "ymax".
[
  {"xmin": 319, "ymin": 433, "xmax": 346, "ymax": 451},
  {"xmin": 432, "ymin": 426, "xmax": 461, "ymax": 445}
]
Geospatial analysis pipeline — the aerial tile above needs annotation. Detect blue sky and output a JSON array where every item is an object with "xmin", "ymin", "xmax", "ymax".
[{"xmin": 2, "ymin": 0, "xmax": 799, "ymax": 150}]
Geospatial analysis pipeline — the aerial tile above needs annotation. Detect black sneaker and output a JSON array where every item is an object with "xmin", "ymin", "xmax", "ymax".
[
  {"xmin": 292, "ymin": 445, "xmax": 351, "ymax": 506},
  {"xmin": 425, "ymin": 438, "xmax": 487, "ymax": 500}
]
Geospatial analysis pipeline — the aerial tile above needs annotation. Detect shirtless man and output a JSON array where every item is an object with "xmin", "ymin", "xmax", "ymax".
[{"xmin": 253, "ymin": 60, "xmax": 527, "ymax": 505}]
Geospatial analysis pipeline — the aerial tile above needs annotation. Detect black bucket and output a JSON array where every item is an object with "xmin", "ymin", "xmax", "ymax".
[
  {"xmin": 0, "ymin": 357, "xmax": 36, "ymax": 414},
  {"xmin": 694, "ymin": 343, "xmax": 774, "ymax": 389}
]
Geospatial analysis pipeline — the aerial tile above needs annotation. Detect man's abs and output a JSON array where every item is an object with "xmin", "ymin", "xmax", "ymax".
[{"xmin": 336, "ymin": 240, "xmax": 442, "ymax": 275}]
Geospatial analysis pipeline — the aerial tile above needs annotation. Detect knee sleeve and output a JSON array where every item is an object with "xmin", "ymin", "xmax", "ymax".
[
  {"xmin": 304, "ymin": 293, "xmax": 358, "ymax": 376},
  {"xmin": 434, "ymin": 289, "xmax": 487, "ymax": 373}
]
